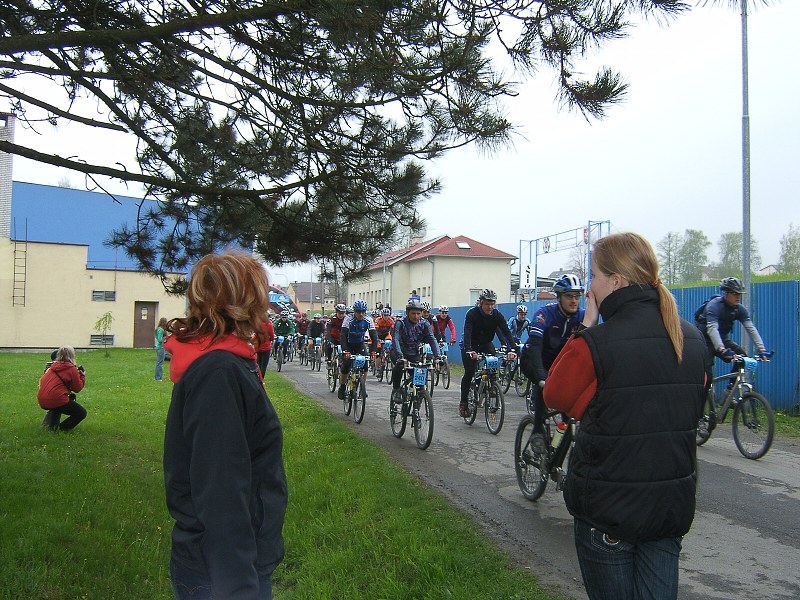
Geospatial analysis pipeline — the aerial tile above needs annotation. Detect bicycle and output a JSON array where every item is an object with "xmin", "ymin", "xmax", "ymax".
[
  {"xmin": 389, "ymin": 360, "xmax": 435, "ymax": 449},
  {"xmin": 696, "ymin": 354, "xmax": 775, "ymax": 460},
  {"xmin": 341, "ymin": 352, "xmax": 370, "ymax": 424},
  {"xmin": 380, "ymin": 340, "xmax": 395, "ymax": 386},
  {"xmin": 421, "ymin": 343, "xmax": 436, "ymax": 395},
  {"xmin": 309, "ymin": 337, "xmax": 323, "ymax": 371},
  {"xmin": 464, "ymin": 353, "xmax": 505, "ymax": 435},
  {"xmin": 297, "ymin": 335, "xmax": 309, "ymax": 366},
  {"xmin": 434, "ymin": 340, "xmax": 451, "ymax": 389},
  {"xmin": 274, "ymin": 336, "xmax": 286, "ymax": 372},
  {"xmin": 326, "ymin": 344, "xmax": 341, "ymax": 393},
  {"xmin": 497, "ymin": 346, "xmax": 515, "ymax": 394},
  {"xmin": 514, "ymin": 408, "xmax": 577, "ymax": 501}
]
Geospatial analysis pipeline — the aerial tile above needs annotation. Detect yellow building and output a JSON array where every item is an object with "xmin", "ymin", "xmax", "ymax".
[
  {"xmin": 346, "ymin": 235, "xmax": 516, "ymax": 311},
  {"xmin": 0, "ymin": 238, "xmax": 186, "ymax": 349}
]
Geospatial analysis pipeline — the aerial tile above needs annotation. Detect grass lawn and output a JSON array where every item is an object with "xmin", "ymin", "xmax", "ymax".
[{"xmin": 0, "ymin": 349, "xmax": 562, "ymax": 599}]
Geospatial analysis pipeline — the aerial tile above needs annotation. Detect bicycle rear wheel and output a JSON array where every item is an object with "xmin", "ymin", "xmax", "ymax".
[
  {"xmin": 696, "ymin": 390, "xmax": 715, "ymax": 446},
  {"xmin": 352, "ymin": 375, "xmax": 366, "ymax": 424},
  {"xmin": 500, "ymin": 365, "xmax": 512, "ymax": 394},
  {"xmin": 390, "ymin": 389, "xmax": 407, "ymax": 438},
  {"xmin": 464, "ymin": 384, "xmax": 479, "ymax": 426},
  {"xmin": 342, "ymin": 379, "xmax": 353, "ymax": 416},
  {"xmin": 485, "ymin": 382, "xmax": 505, "ymax": 435},
  {"xmin": 413, "ymin": 389, "xmax": 434, "ymax": 450},
  {"xmin": 732, "ymin": 392, "xmax": 774, "ymax": 460},
  {"xmin": 514, "ymin": 415, "xmax": 549, "ymax": 501}
]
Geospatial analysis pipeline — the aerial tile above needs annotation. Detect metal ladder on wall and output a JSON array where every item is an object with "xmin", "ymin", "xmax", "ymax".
[{"xmin": 12, "ymin": 219, "xmax": 27, "ymax": 306}]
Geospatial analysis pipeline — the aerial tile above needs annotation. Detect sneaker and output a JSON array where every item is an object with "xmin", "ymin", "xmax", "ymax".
[
  {"xmin": 458, "ymin": 403, "xmax": 470, "ymax": 418},
  {"xmin": 529, "ymin": 432, "xmax": 547, "ymax": 455},
  {"xmin": 337, "ymin": 386, "xmax": 345, "ymax": 400}
]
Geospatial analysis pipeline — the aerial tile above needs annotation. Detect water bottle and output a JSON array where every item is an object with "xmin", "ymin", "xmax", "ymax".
[{"xmin": 550, "ymin": 421, "xmax": 567, "ymax": 448}]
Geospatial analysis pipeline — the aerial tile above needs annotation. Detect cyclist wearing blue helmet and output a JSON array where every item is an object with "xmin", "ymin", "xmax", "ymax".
[
  {"xmin": 338, "ymin": 299, "xmax": 378, "ymax": 400},
  {"xmin": 520, "ymin": 273, "xmax": 586, "ymax": 453}
]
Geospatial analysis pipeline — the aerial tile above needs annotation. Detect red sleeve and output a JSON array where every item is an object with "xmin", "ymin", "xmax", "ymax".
[
  {"xmin": 542, "ymin": 336, "xmax": 596, "ymax": 420},
  {"xmin": 66, "ymin": 365, "xmax": 86, "ymax": 393},
  {"xmin": 447, "ymin": 319, "xmax": 456, "ymax": 340}
]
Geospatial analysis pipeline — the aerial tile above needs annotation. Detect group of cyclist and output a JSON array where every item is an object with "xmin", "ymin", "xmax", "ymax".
[{"xmin": 263, "ymin": 273, "xmax": 770, "ymax": 435}]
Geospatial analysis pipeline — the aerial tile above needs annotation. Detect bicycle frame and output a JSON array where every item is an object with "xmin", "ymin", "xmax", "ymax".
[{"xmin": 710, "ymin": 357, "xmax": 759, "ymax": 423}]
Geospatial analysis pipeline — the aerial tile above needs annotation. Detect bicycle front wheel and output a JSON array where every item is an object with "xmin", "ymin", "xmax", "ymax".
[
  {"xmin": 327, "ymin": 360, "xmax": 338, "ymax": 392},
  {"xmin": 514, "ymin": 415, "xmax": 549, "ymax": 501},
  {"xmin": 275, "ymin": 348, "xmax": 283, "ymax": 372},
  {"xmin": 413, "ymin": 389, "xmax": 434, "ymax": 450},
  {"xmin": 485, "ymin": 382, "xmax": 505, "ymax": 435},
  {"xmin": 353, "ymin": 376, "xmax": 366, "ymax": 424},
  {"xmin": 315, "ymin": 349, "xmax": 322, "ymax": 371},
  {"xmin": 500, "ymin": 366, "xmax": 512, "ymax": 394},
  {"xmin": 732, "ymin": 392, "xmax": 774, "ymax": 460},
  {"xmin": 696, "ymin": 390, "xmax": 715, "ymax": 447}
]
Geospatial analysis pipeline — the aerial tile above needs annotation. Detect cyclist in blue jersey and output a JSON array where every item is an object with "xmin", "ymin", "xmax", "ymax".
[
  {"xmin": 507, "ymin": 305, "xmax": 530, "ymax": 345},
  {"xmin": 389, "ymin": 300, "xmax": 439, "ymax": 402},
  {"xmin": 338, "ymin": 299, "xmax": 378, "ymax": 400},
  {"xmin": 520, "ymin": 274, "xmax": 585, "ymax": 453},
  {"xmin": 695, "ymin": 276, "xmax": 771, "ymax": 387},
  {"xmin": 459, "ymin": 289, "xmax": 517, "ymax": 418}
]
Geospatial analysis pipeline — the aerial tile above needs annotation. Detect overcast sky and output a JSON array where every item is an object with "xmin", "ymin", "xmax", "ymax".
[{"xmin": 7, "ymin": 2, "xmax": 799, "ymax": 286}]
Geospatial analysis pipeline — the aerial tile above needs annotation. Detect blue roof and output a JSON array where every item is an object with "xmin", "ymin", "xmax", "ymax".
[{"xmin": 11, "ymin": 181, "xmax": 176, "ymax": 271}]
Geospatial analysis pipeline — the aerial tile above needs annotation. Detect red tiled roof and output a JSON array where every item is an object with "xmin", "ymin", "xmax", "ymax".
[{"xmin": 368, "ymin": 235, "xmax": 515, "ymax": 269}]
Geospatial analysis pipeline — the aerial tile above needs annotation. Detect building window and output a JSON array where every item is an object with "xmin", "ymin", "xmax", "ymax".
[
  {"xmin": 90, "ymin": 334, "xmax": 114, "ymax": 346},
  {"xmin": 92, "ymin": 290, "xmax": 116, "ymax": 301}
]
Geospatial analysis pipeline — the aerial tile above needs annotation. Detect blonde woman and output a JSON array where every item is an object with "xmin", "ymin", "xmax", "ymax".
[
  {"xmin": 544, "ymin": 233, "xmax": 707, "ymax": 600},
  {"xmin": 37, "ymin": 346, "xmax": 87, "ymax": 431}
]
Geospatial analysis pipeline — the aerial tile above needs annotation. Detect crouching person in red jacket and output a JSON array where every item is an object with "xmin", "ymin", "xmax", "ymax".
[{"xmin": 37, "ymin": 346, "xmax": 87, "ymax": 431}]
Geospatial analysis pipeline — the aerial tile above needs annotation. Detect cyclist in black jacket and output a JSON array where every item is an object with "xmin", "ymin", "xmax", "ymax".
[{"xmin": 459, "ymin": 288, "xmax": 517, "ymax": 417}]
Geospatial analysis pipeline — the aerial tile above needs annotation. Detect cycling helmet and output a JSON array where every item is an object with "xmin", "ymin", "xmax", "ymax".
[
  {"xmin": 720, "ymin": 276, "xmax": 746, "ymax": 294},
  {"xmin": 346, "ymin": 305, "xmax": 354, "ymax": 314},
  {"xmin": 313, "ymin": 313, "xmax": 322, "ymax": 318},
  {"xmin": 516, "ymin": 304, "xmax": 528, "ymax": 314},
  {"xmin": 406, "ymin": 299, "xmax": 423, "ymax": 312},
  {"xmin": 553, "ymin": 274, "xmax": 584, "ymax": 294},
  {"xmin": 280, "ymin": 310, "xmax": 289, "ymax": 317},
  {"xmin": 439, "ymin": 305, "xmax": 449, "ymax": 312},
  {"xmin": 381, "ymin": 307, "xmax": 392, "ymax": 316},
  {"xmin": 334, "ymin": 303, "xmax": 346, "ymax": 313},
  {"xmin": 478, "ymin": 289, "xmax": 497, "ymax": 301},
  {"xmin": 353, "ymin": 299, "xmax": 368, "ymax": 312},
  {"xmin": 420, "ymin": 301, "xmax": 431, "ymax": 312}
]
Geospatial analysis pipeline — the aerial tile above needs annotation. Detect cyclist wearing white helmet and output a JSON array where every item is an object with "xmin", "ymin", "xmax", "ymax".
[
  {"xmin": 459, "ymin": 289, "xmax": 517, "ymax": 418},
  {"xmin": 274, "ymin": 309, "xmax": 295, "ymax": 358},
  {"xmin": 507, "ymin": 304, "xmax": 530, "ymax": 345},
  {"xmin": 520, "ymin": 274, "xmax": 586, "ymax": 453},
  {"xmin": 389, "ymin": 299, "xmax": 440, "ymax": 398},
  {"xmin": 374, "ymin": 307, "xmax": 395, "ymax": 341},
  {"xmin": 337, "ymin": 299, "xmax": 378, "ymax": 400},
  {"xmin": 306, "ymin": 313, "xmax": 325, "ymax": 354},
  {"xmin": 433, "ymin": 305, "xmax": 456, "ymax": 344}
]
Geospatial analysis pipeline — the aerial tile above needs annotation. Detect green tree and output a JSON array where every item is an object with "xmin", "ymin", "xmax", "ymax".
[
  {"xmin": 0, "ymin": 0, "xmax": 688, "ymax": 283},
  {"xmin": 716, "ymin": 231, "xmax": 761, "ymax": 276},
  {"xmin": 677, "ymin": 229, "xmax": 711, "ymax": 283},
  {"xmin": 93, "ymin": 311, "xmax": 114, "ymax": 357},
  {"xmin": 779, "ymin": 224, "xmax": 800, "ymax": 275},
  {"xmin": 657, "ymin": 231, "xmax": 682, "ymax": 285}
]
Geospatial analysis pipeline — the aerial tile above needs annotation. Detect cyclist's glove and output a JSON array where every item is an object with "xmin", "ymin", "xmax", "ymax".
[
  {"xmin": 757, "ymin": 350, "xmax": 774, "ymax": 360},
  {"xmin": 720, "ymin": 348, "xmax": 737, "ymax": 362}
]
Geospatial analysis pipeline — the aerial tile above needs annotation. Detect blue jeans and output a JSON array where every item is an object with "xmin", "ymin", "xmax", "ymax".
[
  {"xmin": 169, "ymin": 558, "xmax": 273, "ymax": 600},
  {"xmin": 573, "ymin": 518, "xmax": 681, "ymax": 600},
  {"xmin": 155, "ymin": 347, "xmax": 166, "ymax": 380}
]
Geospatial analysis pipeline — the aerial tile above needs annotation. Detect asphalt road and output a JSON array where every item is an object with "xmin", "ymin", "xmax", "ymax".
[{"xmin": 276, "ymin": 357, "xmax": 800, "ymax": 599}]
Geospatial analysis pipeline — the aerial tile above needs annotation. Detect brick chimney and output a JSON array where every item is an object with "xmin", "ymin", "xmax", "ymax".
[{"xmin": 0, "ymin": 112, "xmax": 14, "ymax": 239}]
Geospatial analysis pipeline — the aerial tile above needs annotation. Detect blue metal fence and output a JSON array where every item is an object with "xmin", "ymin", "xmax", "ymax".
[{"xmin": 445, "ymin": 280, "xmax": 800, "ymax": 411}]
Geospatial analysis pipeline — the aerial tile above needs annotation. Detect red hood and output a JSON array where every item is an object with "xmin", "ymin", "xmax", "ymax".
[{"xmin": 164, "ymin": 334, "xmax": 257, "ymax": 383}]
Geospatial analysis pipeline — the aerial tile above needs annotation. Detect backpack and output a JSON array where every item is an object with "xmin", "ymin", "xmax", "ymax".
[{"xmin": 694, "ymin": 295, "xmax": 721, "ymax": 325}]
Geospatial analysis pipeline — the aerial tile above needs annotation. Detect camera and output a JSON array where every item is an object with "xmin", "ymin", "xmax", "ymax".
[{"xmin": 78, "ymin": 365, "xmax": 85, "ymax": 373}]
